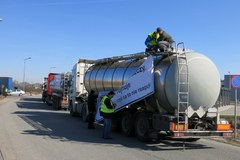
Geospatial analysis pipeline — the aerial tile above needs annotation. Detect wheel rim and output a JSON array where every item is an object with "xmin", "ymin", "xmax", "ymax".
[
  {"xmin": 136, "ymin": 117, "xmax": 147, "ymax": 137},
  {"xmin": 122, "ymin": 112, "xmax": 132, "ymax": 134}
]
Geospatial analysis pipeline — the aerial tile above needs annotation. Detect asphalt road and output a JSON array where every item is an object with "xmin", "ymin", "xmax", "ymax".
[{"xmin": 0, "ymin": 95, "xmax": 239, "ymax": 160}]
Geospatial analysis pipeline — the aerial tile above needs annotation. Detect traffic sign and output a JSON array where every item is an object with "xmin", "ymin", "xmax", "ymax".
[{"xmin": 231, "ymin": 75, "xmax": 240, "ymax": 88}]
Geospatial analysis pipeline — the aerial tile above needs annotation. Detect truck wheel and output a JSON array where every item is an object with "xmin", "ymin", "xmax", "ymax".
[
  {"xmin": 121, "ymin": 111, "xmax": 134, "ymax": 136},
  {"xmin": 81, "ymin": 106, "xmax": 88, "ymax": 122},
  {"xmin": 69, "ymin": 104, "xmax": 76, "ymax": 117},
  {"xmin": 57, "ymin": 98, "xmax": 61, "ymax": 110},
  {"xmin": 52, "ymin": 96, "xmax": 57, "ymax": 109},
  {"xmin": 70, "ymin": 109, "xmax": 75, "ymax": 117},
  {"xmin": 134, "ymin": 112, "xmax": 150, "ymax": 142},
  {"xmin": 46, "ymin": 97, "xmax": 51, "ymax": 106},
  {"xmin": 185, "ymin": 138, "xmax": 200, "ymax": 142}
]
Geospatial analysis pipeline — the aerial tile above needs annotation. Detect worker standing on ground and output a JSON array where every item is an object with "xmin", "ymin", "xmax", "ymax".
[
  {"xmin": 87, "ymin": 90, "xmax": 98, "ymax": 129},
  {"xmin": 4, "ymin": 87, "xmax": 8, "ymax": 97},
  {"xmin": 145, "ymin": 27, "xmax": 174, "ymax": 52},
  {"xmin": 100, "ymin": 91, "xmax": 115, "ymax": 139}
]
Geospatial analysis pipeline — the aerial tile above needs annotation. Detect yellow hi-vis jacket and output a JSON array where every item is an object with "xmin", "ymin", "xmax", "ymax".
[
  {"xmin": 145, "ymin": 32, "xmax": 160, "ymax": 47},
  {"xmin": 100, "ymin": 96, "xmax": 114, "ymax": 114}
]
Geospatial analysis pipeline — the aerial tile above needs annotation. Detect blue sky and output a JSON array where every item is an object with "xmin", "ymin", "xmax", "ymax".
[{"xmin": 0, "ymin": 0, "xmax": 239, "ymax": 83}]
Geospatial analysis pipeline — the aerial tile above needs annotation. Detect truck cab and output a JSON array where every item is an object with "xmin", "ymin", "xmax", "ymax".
[{"xmin": 68, "ymin": 59, "xmax": 95, "ymax": 121}]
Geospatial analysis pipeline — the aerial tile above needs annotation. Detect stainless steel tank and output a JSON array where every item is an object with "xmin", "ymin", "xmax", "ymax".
[
  {"xmin": 84, "ymin": 51, "xmax": 221, "ymax": 113},
  {"xmin": 48, "ymin": 73, "xmax": 64, "ymax": 95}
]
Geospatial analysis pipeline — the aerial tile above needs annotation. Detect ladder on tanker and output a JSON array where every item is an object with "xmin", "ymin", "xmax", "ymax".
[
  {"xmin": 63, "ymin": 73, "xmax": 70, "ymax": 98},
  {"xmin": 176, "ymin": 42, "xmax": 189, "ymax": 128}
]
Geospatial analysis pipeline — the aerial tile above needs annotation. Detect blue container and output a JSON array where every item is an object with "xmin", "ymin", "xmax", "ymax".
[{"xmin": 0, "ymin": 77, "xmax": 13, "ymax": 92}]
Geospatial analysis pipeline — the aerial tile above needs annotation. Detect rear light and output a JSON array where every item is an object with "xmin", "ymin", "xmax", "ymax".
[
  {"xmin": 222, "ymin": 132, "xmax": 232, "ymax": 137},
  {"xmin": 216, "ymin": 124, "xmax": 231, "ymax": 131},
  {"xmin": 173, "ymin": 132, "xmax": 184, "ymax": 137},
  {"xmin": 171, "ymin": 123, "xmax": 188, "ymax": 131}
]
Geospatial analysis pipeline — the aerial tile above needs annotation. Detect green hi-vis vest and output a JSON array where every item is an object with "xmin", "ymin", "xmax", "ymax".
[
  {"xmin": 100, "ymin": 96, "xmax": 114, "ymax": 113},
  {"xmin": 149, "ymin": 32, "xmax": 160, "ymax": 46}
]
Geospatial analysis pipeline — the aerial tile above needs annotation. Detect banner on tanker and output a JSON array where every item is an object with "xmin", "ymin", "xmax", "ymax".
[
  {"xmin": 112, "ymin": 55, "xmax": 154, "ymax": 112},
  {"xmin": 95, "ymin": 55, "xmax": 154, "ymax": 122},
  {"xmin": 49, "ymin": 74, "xmax": 62, "ymax": 89}
]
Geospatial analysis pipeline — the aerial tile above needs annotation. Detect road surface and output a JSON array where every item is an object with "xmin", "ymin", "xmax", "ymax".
[{"xmin": 0, "ymin": 96, "xmax": 239, "ymax": 160}]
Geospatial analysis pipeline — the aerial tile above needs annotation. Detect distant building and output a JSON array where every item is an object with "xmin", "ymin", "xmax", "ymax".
[{"xmin": 223, "ymin": 75, "xmax": 240, "ymax": 101}]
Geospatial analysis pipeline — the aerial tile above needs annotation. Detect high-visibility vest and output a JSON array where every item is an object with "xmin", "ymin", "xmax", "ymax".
[
  {"xmin": 148, "ymin": 32, "xmax": 160, "ymax": 46},
  {"xmin": 100, "ymin": 96, "xmax": 114, "ymax": 113}
]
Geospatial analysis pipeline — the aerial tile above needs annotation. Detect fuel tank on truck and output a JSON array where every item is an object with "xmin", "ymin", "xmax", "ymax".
[
  {"xmin": 47, "ymin": 73, "xmax": 64, "ymax": 95},
  {"xmin": 84, "ymin": 51, "xmax": 221, "ymax": 113}
]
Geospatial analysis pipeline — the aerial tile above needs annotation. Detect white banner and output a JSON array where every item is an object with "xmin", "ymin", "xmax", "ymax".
[
  {"xmin": 95, "ymin": 55, "xmax": 154, "ymax": 122},
  {"xmin": 112, "ymin": 55, "xmax": 154, "ymax": 111}
]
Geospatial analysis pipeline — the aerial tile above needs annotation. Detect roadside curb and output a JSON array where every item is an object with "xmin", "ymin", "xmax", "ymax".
[{"xmin": 211, "ymin": 137, "xmax": 240, "ymax": 147}]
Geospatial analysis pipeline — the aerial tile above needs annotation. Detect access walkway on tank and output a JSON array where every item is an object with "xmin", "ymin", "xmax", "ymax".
[{"xmin": 95, "ymin": 50, "xmax": 173, "ymax": 64}]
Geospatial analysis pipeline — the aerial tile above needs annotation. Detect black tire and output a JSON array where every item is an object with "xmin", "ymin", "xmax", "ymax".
[
  {"xmin": 57, "ymin": 98, "xmax": 61, "ymax": 110},
  {"xmin": 112, "ymin": 118, "xmax": 121, "ymax": 132},
  {"xmin": 46, "ymin": 96, "xmax": 51, "ymax": 106},
  {"xmin": 121, "ymin": 111, "xmax": 134, "ymax": 136},
  {"xmin": 70, "ymin": 109, "xmax": 75, "ymax": 117},
  {"xmin": 52, "ymin": 96, "xmax": 57, "ymax": 110},
  {"xmin": 19, "ymin": 93, "xmax": 22, "ymax": 96},
  {"xmin": 69, "ymin": 103, "xmax": 76, "ymax": 117},
  {"xmin": 134, "ymin": 112, "xmax": 150, "ymax": 142},
  {"xmin": 185, "ymin": 138, "xmax": 200, "ymax": 142}
]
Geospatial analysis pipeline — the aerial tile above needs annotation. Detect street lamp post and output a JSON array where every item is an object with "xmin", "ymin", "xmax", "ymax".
[
  {"xmin": 49, "ymin": 66, "xmax": 56, "ymax": 73},
  {"xmin": 23, "ymin": 57, "xmax": 31, "ymax": 91},
  {"xmin": 228, "ymin": 71, "xmax": 231, "ymax": 102}
]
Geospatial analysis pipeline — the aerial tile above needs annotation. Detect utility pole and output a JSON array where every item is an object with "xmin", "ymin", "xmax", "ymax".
[
  {"xmin": 23, "ymin": 57, "xmax": 31, "ymax": 91},
  {"xmin": 231, "ymin": 75, "xmax": 239, "ymax": 139}
]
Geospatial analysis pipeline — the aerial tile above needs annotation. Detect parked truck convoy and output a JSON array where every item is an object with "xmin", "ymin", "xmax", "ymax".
[
  {"xmin": 43, "ymin": 73, "xmax": 70, "ymax": 110},
  {"xmin": 67, "ymin": 45, "xmax": 232, "ymax": 142}
]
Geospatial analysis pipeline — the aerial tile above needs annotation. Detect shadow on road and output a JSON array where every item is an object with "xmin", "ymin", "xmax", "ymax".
[
  {"xmin": 16, "ymin": 97, "xmax": 52, "ymax": 111},
  {"xmin": 13, "ymin": 96, "xmax": 213, "ymax": 151}
]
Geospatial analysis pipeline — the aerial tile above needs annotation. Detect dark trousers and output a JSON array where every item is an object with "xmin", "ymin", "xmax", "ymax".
[
  {"xmin": 102, "ymin": 118, "xmax": 112, "ymax": 138},
  {"xmin": 88, "ymin": 112, "xmax": 95, "ymax": 129},
  {"xmin": 145, "ymin": 46, "xmax": 158, "ymax": 52}
]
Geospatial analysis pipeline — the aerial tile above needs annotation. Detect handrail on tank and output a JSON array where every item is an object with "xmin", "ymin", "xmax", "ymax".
[
  {"xmin": 94, "ymin": 52, "xmax": 162, "ymax": 64},
  {"xmin": 94, "ymin": 42, "xmax": 181, "ymax": 65},
  {"xmin": 177, "ymin": 42, "xmax": 185, "ymax": 53},
  {"xmin": 78, "ymin": 58, "xmax": 96, "ymax": 64}
]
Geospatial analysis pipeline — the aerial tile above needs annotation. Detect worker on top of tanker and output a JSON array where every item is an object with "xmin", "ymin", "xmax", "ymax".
[{"xmin": 145, "ymin": 27, "xmax": 174, "ymax": 52}]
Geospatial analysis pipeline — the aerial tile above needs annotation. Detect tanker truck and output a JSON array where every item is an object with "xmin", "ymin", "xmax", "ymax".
[
  {"xmin": 71, "ymin": 45, "xmax": 232, "ymax": 141},
  {"xmin": 45, "ymin": 72, "xmax": 70, "ymax": 110},
  {"xmin": 68, "ymin": 59, "xmax": 95, "ymax": 120}
]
